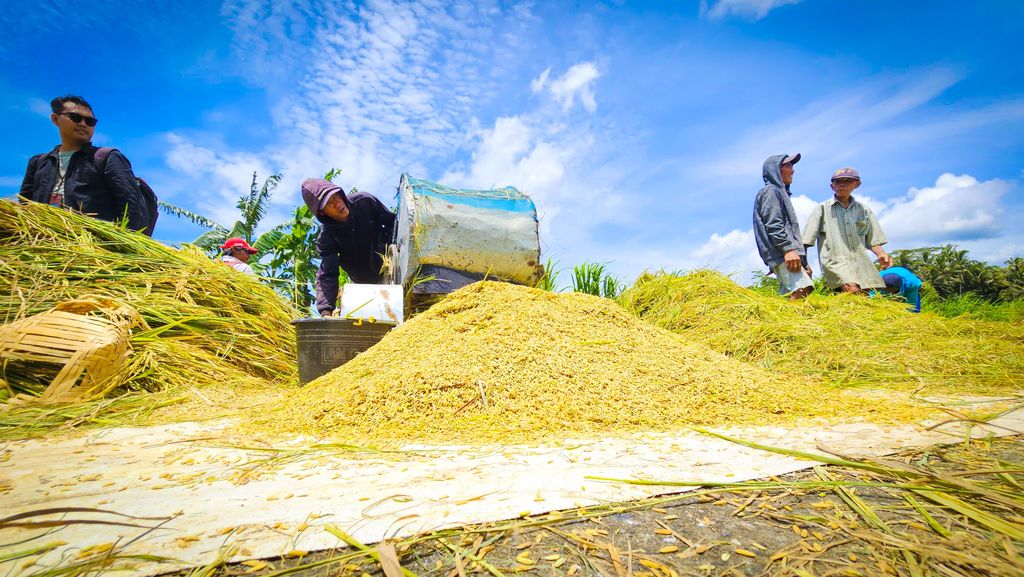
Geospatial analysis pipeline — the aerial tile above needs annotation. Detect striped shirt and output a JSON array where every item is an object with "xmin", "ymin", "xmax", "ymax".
[{"xmin": 802, "ymin": 196, "xmax": 887, "ymax": 290}]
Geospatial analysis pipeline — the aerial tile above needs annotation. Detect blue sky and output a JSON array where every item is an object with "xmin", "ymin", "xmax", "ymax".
[{"xmin": 3, "ymin": 0, "xmax": 1022, "ymax": 286}]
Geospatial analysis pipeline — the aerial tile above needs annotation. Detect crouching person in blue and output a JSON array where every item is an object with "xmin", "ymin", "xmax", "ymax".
[
  {"xmin": 879, "ymin": 266, "xmax": 922, "ymax": 313},
  {"xmin": 301, "ymin": 178, "xmax": 396, "ymax": 317}
]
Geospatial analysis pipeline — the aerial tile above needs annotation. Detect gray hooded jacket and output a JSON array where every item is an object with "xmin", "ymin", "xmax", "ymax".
[{"xmin": 752, "ymin": 154, "xmax": 805, "ymax": 270}]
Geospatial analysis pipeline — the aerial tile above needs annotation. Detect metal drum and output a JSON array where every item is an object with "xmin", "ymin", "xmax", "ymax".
[{"xmin": 292, "ymin": 318, "xmax": 395, "ymax": 385}]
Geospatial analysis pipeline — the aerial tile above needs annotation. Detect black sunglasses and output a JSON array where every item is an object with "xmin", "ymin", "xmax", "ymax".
[{"xmin": 60, "ymin": 112, "xmax": 98, "ymax": 127}]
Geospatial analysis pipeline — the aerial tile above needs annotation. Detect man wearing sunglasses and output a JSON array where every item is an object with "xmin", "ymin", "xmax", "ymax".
[{"xmin": 18, "ymin": 95, "xmax": 148, "ymax": 232}]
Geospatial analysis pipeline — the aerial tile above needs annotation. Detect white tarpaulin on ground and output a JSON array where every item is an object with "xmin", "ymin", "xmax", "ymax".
[{"xmin": 1, "ymin": 399, "xmax": 1021, "ymax": 576}]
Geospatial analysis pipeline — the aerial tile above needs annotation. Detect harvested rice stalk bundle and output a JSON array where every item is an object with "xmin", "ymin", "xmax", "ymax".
[
  {"xmin": 618, "ymin": 270, "xmax": 1024, "ymax": 393},
  {"xmin": 248, "ymin": 281, "xmax": 928, "ymax": 444},
  {"xmin": 0, "ymin": 201, "xmax": 297, "ymax": 420}
]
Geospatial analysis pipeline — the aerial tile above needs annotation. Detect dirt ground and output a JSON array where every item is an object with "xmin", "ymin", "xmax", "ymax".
[{"xmin": 166, "ymin": 435, "xmax": 1023, "ymax": 577}]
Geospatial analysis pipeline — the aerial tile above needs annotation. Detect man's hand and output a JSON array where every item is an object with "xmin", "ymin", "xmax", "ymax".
[
  {"xmin": 783, "ymin": 250, "xmax": 802, "ymax": 273},
  {"xmin": 872, "ymin": 246, "xmax": 892, "ymax": 269},
  {"xmin": 841, "ymin": 282, "xmax": 861, "ymax": 294},
  {"xmin": 804, "ymin": 265, "xmax": 813, "ymax": 279}
]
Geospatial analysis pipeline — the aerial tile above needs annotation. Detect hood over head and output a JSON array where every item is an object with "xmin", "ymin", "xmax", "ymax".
[
  {"xmin": 762, "ymin": 153, "xmax": 799, "ymax": 191},
  {"xmin": 301, "ymin": 178, "xmax": 349, "ymax": 222}
]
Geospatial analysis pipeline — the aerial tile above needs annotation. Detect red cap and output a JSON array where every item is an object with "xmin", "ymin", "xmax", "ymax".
[{"xmin": 221, "ymin": 237, "xmax": 257, "ymax": 254}]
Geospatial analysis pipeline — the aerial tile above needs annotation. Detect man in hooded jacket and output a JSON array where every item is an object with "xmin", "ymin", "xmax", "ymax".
[
  {"xmin": 753, "ymin": 153, "xmax": 813, "ymax": 300},
  {"xmin": 301, "ymin": 178, "xmax": 396, "ymax": 316}
]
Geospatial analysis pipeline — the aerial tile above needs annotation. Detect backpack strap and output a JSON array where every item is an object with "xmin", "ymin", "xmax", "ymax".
[{"xmin": 93, "ymin": 147, "xmax": 116, "ymax": 175}]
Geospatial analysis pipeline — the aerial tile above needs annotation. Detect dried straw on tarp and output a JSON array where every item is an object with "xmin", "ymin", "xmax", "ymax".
[
  {"xmin": 0, "ymin": 201, "xmax": 298, "ymax": 434},
  {"xmin": 618, "ymin": 270, "xmax": 1024, "ymax": 393},
  {"xmin": 248, "ymin": 281, "xmax": 927, "ymax": 444}
]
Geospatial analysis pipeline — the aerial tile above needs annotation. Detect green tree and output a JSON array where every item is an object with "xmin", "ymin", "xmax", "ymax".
[
  {"xmin": 162, "ymin": 169, "xmax": 356, "ymax": 313},
  {"xmin": 889, "ymin": 244, "xmax": 1017, "ymax": 302},
  {"xmin": 1000, "ymin": 257, "xmax": 1024, "ymax": 301},
  {"xmin": 261, "ymin": 203, "xmax": 349, "ymax": 311}
]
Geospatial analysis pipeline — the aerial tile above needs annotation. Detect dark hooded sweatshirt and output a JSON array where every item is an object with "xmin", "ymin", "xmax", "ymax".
[
  {"xmin": 301, "ymin": 178, "xmax": 396, "ymax": 315},
  {"xmin": 752, "ymin": 155, "xmax": 806, "ymax": 270}
]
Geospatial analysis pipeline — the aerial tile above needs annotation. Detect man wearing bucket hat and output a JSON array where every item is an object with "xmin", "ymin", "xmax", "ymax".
[
  {"xmin": 221, "ymin": 237, "xmax": 258, "ymax": 275},
  {"xmin": 879, "ymin": 265, "xmax": 923, "ymax": 312},
  {"xmin": 802, "ymin": 168, "xmax": 892, "ymax": 294},
  {"xmin": 301, "ymin": 178, "xmax": 396, "ymax": 317},
  {"xmin": 753, "ymin": 153, "xmax": 814, "ymax": 300}
]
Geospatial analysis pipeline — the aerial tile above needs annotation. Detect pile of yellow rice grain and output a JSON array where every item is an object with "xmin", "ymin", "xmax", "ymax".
[{"xmin": 250, "ymin": 281, "xmax": 927, "ymax": 444}]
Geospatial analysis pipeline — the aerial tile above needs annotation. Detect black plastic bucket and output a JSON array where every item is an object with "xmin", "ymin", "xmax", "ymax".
[{"xmin": 292, "ymin": 318, "xmax": 396, "ymax": 385}]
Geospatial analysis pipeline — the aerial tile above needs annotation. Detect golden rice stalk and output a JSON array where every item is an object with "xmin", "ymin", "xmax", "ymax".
[
  {"xmin": 618, "ymin": 270, "xmax": 1024, "ymax": 394},
  {"xmin": 0, "ymin": 201, "xmax": 298, "ymax": 436}
]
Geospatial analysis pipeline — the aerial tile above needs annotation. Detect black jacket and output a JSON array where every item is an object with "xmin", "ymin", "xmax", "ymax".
[
  {"xmin": 301, "ymin": 178, "xmax": 396, "ymax": 315},
  {"xmin": 19, "ymin": 144, "xmax": 147, "ymax": 231}
]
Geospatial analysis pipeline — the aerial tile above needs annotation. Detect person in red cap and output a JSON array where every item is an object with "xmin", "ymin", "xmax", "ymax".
[
  {"xmin": 220, "ymin": 237, "xmax": 258, "ymax": 275},
  {"xmin": 802, "ymin": 168, "xmax": 892, "ymax": 294}
]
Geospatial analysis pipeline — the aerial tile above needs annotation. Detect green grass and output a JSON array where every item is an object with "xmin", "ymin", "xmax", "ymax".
[{"xmin": 922, "ymin": 291, "xmax": 1024, "ymax": 322}]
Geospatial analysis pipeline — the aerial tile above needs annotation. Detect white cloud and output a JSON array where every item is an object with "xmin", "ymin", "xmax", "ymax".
[
  {"xmin": 701, "ymin": 0, "xmax": 802, "ymax": 20},
  {"xmin": 164, "ymin": 133, "xmax": 275, "ymax": 227},
  {"xmin": 878, "ymin": 173, "xmax": 1008, "ymax": 245},
  {"xmin": 440, "ymin": 114, "xmax": 612, "ymax": 250},
  {"xmin": 530, "ymin": 68, "xmax": 551, "ymax": 93},
  {"xmin": 28, "ymin": 98, "xmax": 50, "ymax": 116},
  {"xmin": 790, "ymin": 193, "xmax": 817, "ymax": 227},
  {"xmin": 165, "ymin": 0, "xmax": 541, "ymax": 227},
  {"xmin": 442, "ymin": 116, "xmax": 566, "ymax": 191},
  {"xmin": 691, "ymin": 229, "xmax": 764, "ymax": 274},
  {"xmin": 697, "ymin": 69, "xmax": 962, "ymax": 185},
  {"xmin": 440, "ymin": 62, "xmax": 609, "ymax": 248},
  {"xmin": 532, "ymin": 62, "xmax": 600, "ymax": 113}
]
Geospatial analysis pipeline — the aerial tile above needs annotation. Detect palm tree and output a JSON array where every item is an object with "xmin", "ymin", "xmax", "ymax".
[
  {"xmin": 160, "ymin": 172, "xmax": 285, "ymax": 268},
  {"xmin": 1002, "ymin": 257, "xmax": 1024, "ymax": 301}
]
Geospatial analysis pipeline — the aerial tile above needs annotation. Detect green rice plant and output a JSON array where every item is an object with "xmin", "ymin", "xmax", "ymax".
[
  {"xmin": 535, "ymin": 257, "xmax": 561, "ymax": 292},
  {"xmin": 572, "ymin": 262, "xmax": 622, "ymax": 298},
  {"xmin": 922, "ymin": 289, "xmax": 1024, "ymax": 322},
  {"xmin": 571, "ymin": 262, "xmax": 605, "ymax": 296},
  {"xmin": 601, "ymin": 273, "xmax": 623, "ymax": 299}
]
